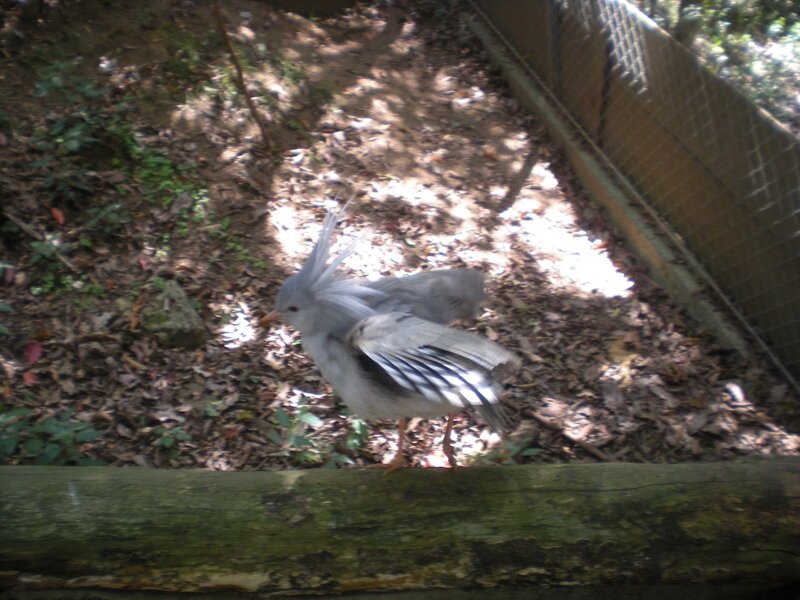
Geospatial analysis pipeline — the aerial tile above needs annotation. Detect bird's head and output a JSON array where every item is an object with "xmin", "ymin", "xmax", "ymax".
[{"xmin": 267, "ymin": 209, "xmax": 381, "ymax": 336}]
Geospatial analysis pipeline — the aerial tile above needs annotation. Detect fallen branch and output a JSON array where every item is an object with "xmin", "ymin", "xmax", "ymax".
[
  {"xmin": 212, "ymin": 0, "xmax": 274, "ymax": 153},
  {"xmin": 2, "ymin": 210, "xmax": 99, "ymax": 285}
]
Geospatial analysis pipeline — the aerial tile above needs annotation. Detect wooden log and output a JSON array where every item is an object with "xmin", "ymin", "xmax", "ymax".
[{"xmin": 1, "ymin": 459, "xmax": 799, "ymax": 595}]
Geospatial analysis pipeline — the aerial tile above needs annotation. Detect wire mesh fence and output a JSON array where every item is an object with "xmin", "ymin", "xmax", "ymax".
[{"xmin": 469, "ymin": 0, "xmax": 800, "ymax": 385}]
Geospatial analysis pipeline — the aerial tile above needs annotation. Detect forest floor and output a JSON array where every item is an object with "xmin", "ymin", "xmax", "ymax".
[{"xmin": 1, "ymin": 0, "xmax": 798, "ymax": 470}]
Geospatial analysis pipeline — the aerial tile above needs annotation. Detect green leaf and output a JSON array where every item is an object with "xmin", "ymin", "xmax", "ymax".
[
  {"xmin": 3, "ymin": 421, "xmax": 30, "ymax": 437},
  {"xmin": 160, "ymin": 435, "xmax": 174, "ymax": 448},
  {"xmin": 298, "ymin": 411, "xmax": 323, "ymax": 428},
  {"xmin": 350, "ymin": 417, "xmax": 368, "ymax": 436},
  {"xmin": 33, "ymin": 443, "xmax": 62, "ymax": 465},
  {"xmin": 521, "ymin": 447, "xmax": 545, "ymax": 457},
  {"xmin": 289, "ymin": 434, "xmax": 312, "ymax": 448},
  {"xmin": 75, "ymin": 427, "xmax": 102, "ymax": 443},
  {"xmin": 0, "ymin": 304, "xmax": 13, "ymax": 313},
  {"xmin": 267, "ymin": 430, "xmax": 284, "ymax": 446},
  {"xmin": 0, "ymin": 433, "xmax": 21, "ymax": 456},
  {"xmin": 28, "ymin": 417, "xmax": 62, "ymax": 436},
  {"xmin": 274, "ymin": 407, "xmax": 291, "ymax": 429},
  {"xmin": 0, "ymin": 408, "xmax": 32, "ymax": 425},
  {"xmin": 345, "ymin": 435, "xmax": 363, "ymax": 451},
  {"xmin": 329, "ymin": 452, "xmax": 354, "ymax": 466},
  {"xmin": 295, "ymin": 449, "xmax": 322, "ymax": 464},
  {"xmin": 22, "ymin": 437, "xmax": 45, "ymax": 455},
  {"xmin": 31, "ymin": 157, "xmax": 53, "ymax": 168}
]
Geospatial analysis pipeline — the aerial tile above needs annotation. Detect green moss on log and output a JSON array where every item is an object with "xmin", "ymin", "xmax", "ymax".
[{"xmin": 1, "ymin": 459, "xmax": 799, "ymax": 594}]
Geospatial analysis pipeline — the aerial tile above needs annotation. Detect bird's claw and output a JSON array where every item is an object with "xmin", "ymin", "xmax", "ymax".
[{"xmin": 367, "ymin": 453, "xmax": 407, "ymax": 475}]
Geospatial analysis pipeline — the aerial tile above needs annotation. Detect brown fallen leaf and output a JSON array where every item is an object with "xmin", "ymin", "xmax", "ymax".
[
  {"xmin": 24, "ymin": 342, "xmax": 43, "ymax": 366},
  {"xmin": 51, "ymin": 207, "xmax": 66, "ymax": 226}
]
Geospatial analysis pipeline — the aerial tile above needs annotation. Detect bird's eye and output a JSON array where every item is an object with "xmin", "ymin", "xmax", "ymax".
[{"xmin": 288, "ymin": 306, "xmax": 299, "ymax": 313}]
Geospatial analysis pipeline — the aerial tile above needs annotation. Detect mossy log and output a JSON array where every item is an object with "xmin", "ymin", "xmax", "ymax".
[{"xmin": 1, "ymin": 459, "xmax": 799, "ymax": 595}]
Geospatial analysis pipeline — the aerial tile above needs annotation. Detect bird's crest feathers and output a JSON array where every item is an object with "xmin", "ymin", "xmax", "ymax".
[{"xmin": 291, "ymin": 207, "xmax": 381, "ymax": 322}]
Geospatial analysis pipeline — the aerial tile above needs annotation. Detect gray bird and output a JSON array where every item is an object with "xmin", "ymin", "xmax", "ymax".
[{"xmin": 267, "ymin": 208, "xmax": 518, "ymax": 470}]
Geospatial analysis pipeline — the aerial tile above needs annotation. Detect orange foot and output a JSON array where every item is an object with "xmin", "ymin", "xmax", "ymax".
[{"xmin": 367, "ymin": 453, "xmax": 406, "ymax": 474}]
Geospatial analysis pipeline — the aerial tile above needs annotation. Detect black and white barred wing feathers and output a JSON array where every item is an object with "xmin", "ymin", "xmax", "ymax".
[{"xmin": 348, "ymin": 312, "xmax": 519, "ymax": 413}]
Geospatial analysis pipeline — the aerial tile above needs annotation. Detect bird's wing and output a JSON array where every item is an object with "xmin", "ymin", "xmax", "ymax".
[
  {"xmin": 348, "ymin": 312, "xmax": 518, "ymax": 412},
  {"xmin": 367, "ymin": 270, "xmax": 486, "ymax": 324}
]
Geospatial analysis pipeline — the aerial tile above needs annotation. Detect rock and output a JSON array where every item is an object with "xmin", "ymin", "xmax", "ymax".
[{"xmin": 140, "ymin": 280, "xmax": 207, "ymax": 349}]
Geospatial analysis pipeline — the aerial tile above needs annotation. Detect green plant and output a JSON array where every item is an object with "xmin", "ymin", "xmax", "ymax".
[
  {"xmin": 29, "ymin": 271, "xmax": 60, "ymax": 297},
  {"xmin": 31, "ymin": 62, "xmax": 136, "ymax": 206},
  {"xmin": 344, "ymin": 416, "xmax": 369, "ymax": 452},
  {"xmin": 270, "ymin": 404, "xmax": 317, "ymax": 453},
  {"xmin": 476, "ymin": 437, "xmax": 543, "ymax": 465},
  {"xmin": 72, "ymin": 279, "xmax": 107, "ymax": 311},
  {"xmin": 34, "ymin": 60, "xmax": 105, "ymax": 103},
  {"xmin": 28, "ymin": 234, "xmax": 67, "ymax": 266},
  {"xmin": 0, "ymin": 408, "xmax": 104, "ymax": 465},
  {"xmin": 133, "ymin": 150, "xmax": 194, "ymax": 207},
  {"xmin": 149, "ymin": 276, "xmax": 169, "ymax": 291},
  {"xmin": 84, "ymin": 202, "xmax": 132, "ymax": 236},
  {"xmin": 152, "ymin": 425, "xmax": 191, "ymax": 459},
  {"xmin": 310, "ymin": 86, "xmax": 334, "ymax": 105},
  {"xmin": 630, "ymin": 0, "xmax": 800, "ymax": 126},
  {"xmin": 0, "ymin": 263, "xmax": 12, "ymax": 334},
  {"xmin": 204, "ymin": 400, "xmax": 222, "ymax": 417},
  {"xmin": 27, "ymin": 237, "xmax": 67, "ymax": 297},
  {"xmin": 1, "ymin": 220, "xmax": 20, "ymax": 239},
  {"xmin": 284, "ymin": 118, "xmax": 306, "ymax": 131},
  {"xmin": 277, "ymin": 56, "xmax": 304, "ymax": 85},
  {"xmin": 269, "ymin": 401, "xmax": 332, "ymax": 466},
  {"xmin": 0, "ymin": 302, "xmax": 12, "ymax": 336},
  {"xmin": 268, "ymin": 402, "xmax": 369, "ymax": 467}
]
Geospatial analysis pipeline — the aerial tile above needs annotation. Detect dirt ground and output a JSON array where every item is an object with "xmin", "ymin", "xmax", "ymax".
[{"xmin": 1, "ymin": 0, "xmax": 798, "ymax": 470}]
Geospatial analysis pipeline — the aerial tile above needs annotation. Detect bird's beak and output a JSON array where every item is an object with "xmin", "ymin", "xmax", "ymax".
[{"xmin": 260, "ymin": 310, "xmax": 282, "ymax": 327}]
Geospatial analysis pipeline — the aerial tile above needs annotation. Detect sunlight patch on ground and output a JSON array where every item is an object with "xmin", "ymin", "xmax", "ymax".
[
  {"xmin": 271, "ymin": 204, "xmax": 309, "ymax": 263},
  {"xmin": 497, "ymin": 176, "xmax": 634, "ymax": 298},
  {"xmin": 271, "ymin": 202, "xmax": 342, "ymax": 265},
  {"xmin": 369, "ymin": 177, "xmax": 439, "ymax": 206},
  {"xmin": 270, "ymin": 198, "xmax": 401, "ymax": 279},
  {"xmin": 212, "ymin": 299, "xmax": 258, "ymax": 349},
  {"xmin": 529, "ymin": 222, "xmax": 635, "ymax": 298},
  {"xmin": 533, "ymin": 162, "xmax": 559, "ymax": 189}
]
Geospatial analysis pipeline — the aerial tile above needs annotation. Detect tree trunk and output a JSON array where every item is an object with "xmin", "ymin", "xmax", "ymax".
[{"xmin": 1, "ymin": 459, "xmax": 799, "ymax": 596}]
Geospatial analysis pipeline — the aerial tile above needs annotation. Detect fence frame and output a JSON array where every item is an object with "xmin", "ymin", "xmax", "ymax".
[{"xmin": 466, "ymin": 0, "xmax": 800, "ymax": 390}]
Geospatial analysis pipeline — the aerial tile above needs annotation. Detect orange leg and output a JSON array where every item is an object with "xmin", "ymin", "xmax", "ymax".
[
  {"xmin": 442, "ymin": 414, "xmax": 457, "ymax": 469},
  {"xmin": 368, "ymin": 418, "xmax": 407, "ymax": 474}
]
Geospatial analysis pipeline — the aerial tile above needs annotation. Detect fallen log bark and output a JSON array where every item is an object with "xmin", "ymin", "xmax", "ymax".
[{"xmin": 1, "ymin": 459, "xmax": 799, "ymax": 595}]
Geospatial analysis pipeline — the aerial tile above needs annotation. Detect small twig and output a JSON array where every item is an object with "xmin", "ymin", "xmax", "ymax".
[
  {"xmin": 212, "ymin": 0, "xmax": 274, "ymax": 153},
  {"xmin": 74, "ymin": 333, "xmax": 122, "ymax": 343},
  {"xmin": 129, "ymin": 292, "xmax": 146, "ymax": 331},
  {"xmin": 531, "ymin": 411, "xmax": 613, "ymax": 462},
  {"xmin": 516, "ymin": 382, "xmax": 539, "ymax": 389},
  {"xmin": 3, "ymin": 210, "xmax": 98, "ymax": 284},
  {"xmin": 122, "ymin": 353, "xmax": 147, "ymax": 371}
]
